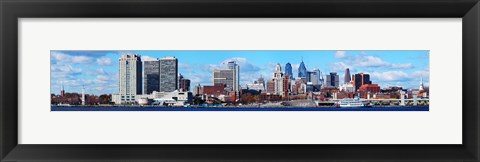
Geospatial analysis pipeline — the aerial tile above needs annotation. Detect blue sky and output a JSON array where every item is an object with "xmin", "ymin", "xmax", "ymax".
[{"xmin": 51, "ymin": 50, "xmax": 429, "ymax": 95}]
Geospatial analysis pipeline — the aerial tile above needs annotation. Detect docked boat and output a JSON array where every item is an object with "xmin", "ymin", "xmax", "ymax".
[{"xmin": 337, "ymin": 97, "xmax": 368, "ymax": 108}]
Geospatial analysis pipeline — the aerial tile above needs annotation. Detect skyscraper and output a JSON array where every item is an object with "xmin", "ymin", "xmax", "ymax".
[
  {"xmin": 227, "ymin": 61, "xmax": 240, "ymax": 92},
  {"xmin": 213, "ymin": 61, "xmax": 239, "ymax": 93},
  {"xmin": 298, "ymin": 60, "xmax": 307, "ymax": 78},
  {"xmin": 306, "ymin": 71, "xmax": 314, "ymax": 82},
  {"xmin": 273, "ymin": 63, "xmax": 285, "ymax": 96},
  {"xmin": 352, "ymin": 72, "xmax": 372, "ymax": 91},
  {"xmin": 311, "ymin": 67, "xmax": 321, "ymax": 85},
  {"xmin": 144, "ymin": 58, "xmax": 160, "ymax": 94},
  {"xmin": 213, "ymin": 70, "xmax": 234, "ymax": 92},
  {"xmin": 285, "ymin": 62, "xmax": 293, "ymax": 79},
  {"xmin": 326, "ymin": 72, "xmax": 340, "ymax": 87},
  {"xmin": 159, "ymin": 56, "xmax": 178, "ymax": 92},
  {"xmin": 119, "ymin": 54, "xmax": 142, "ymax": 103},
  {"xmin": 344, "ymin": 68, "xmax": 351, "ymax": 84}
]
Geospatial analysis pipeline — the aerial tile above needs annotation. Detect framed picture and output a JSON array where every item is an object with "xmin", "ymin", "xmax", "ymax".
[{"xmin": 1, "ymin": 0, "xmax": 479, "ymax": 161}]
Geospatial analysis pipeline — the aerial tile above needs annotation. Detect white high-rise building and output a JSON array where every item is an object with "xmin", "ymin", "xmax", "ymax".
[
  {"xmin": 227, "ymin": 61, "xmax": 240, "ymax": 92},
  {"xmin": 273, "ymin": 63, "xmax": 284, "ymax": 96},
  {"xmin": 118, "ymin": 54, "xmax": 142, "ymax": 104}
]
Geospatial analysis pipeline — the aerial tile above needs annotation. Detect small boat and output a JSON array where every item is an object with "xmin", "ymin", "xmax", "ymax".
[
  {"xmin": 337, "ymin": 96, "xmax": 368, "ymax": 108},
  {"xmin": 56, "ymin": 103, "xmax": 71, "ymax": 107}
]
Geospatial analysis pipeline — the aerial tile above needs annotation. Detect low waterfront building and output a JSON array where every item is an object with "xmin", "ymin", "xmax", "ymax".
[
  {"xmin": 112, "ymin": 90, "xmax": 192, "ymax": 105},
  {"xmin": 266, "ymin": 80, "xmax": 275, "ymax": 94},
  {"xmin": 245, "ymin": 83, "xmax": 265, "ymax": 92},
  {"xmin": 339, "ymin": 82, "xmax": 355, "ymax": 93},
  {"xmin": 358, "ymin": 84, "xmax": 380, "ymax": 93},
  {"xmin": 203, "ymin": 83, "xmax": 227, "ymax": 97}
]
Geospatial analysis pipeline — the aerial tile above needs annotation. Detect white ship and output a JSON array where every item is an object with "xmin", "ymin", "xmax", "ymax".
[{"xmin": 337, "ymin": 96, "xmax": 368, "ymax": 108}]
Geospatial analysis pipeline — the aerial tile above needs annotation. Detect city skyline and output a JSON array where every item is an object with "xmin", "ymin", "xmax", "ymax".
[{"xmin": 50, "ymin": 50, "xmax": 429, "ymax": 95}]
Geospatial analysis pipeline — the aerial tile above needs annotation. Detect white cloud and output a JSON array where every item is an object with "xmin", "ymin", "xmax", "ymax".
[
  {"xmin": 220, "ymin": 57, "xmax": 261, "ymax": 72},
  {"xmin": 96, "ymin": 75, "xmax": 111, "ymax": 81},
  {"xmin": 141, "ymin": 56, "xmax": 157, "ymax": 61},
  {"xmin": 371, "ymin": 71, "xmax": 410, "ymax": 81},
  {"xmin": 369, "ymin": 70, "xmax": 429, "ymax": 89},
  {"xmin": 97, "ymin": 68, "xmax": 107, "ymax": 74},
  {"xmin": 96, "ymin": 57, "xmax": 113, "ymax": 66},
  {"xmin": 330, "ymin": 52, "xmax": 414, "ymax": 72},
  {"xmin": 71, "ymin": 56, "xmax": 93, "ymax": 64},
  {"xmin": 179, "ymin": 63, "xmax": 189, "ymax": 68},
  {"xmin": 334, "ymin": 51, "xmax": 347, "ymax": 59},
  {"xmin": 329, "ymin": 62, "xmax": 349, "ymax": 72},
  {"xmin": 51, "ymin": 51, "xmax": 94, "ymax": 64},
  {"xmin": 390, "ymin": 63, "xmax": 414, "ymax": 69}
]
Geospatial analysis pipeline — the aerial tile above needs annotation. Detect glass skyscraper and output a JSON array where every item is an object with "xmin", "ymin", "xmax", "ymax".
[
  {"xmin": 285, "ymin": 62, "xmax": 293, "ymax": 79},
  {"xmin": 298, "ymin": 60, "xmax": 307, "ymax": 78}
]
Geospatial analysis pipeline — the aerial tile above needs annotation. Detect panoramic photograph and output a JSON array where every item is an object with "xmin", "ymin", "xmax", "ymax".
[{"xmin": 50, "ymin": 50, "xmax": 429, "ymax": 111}]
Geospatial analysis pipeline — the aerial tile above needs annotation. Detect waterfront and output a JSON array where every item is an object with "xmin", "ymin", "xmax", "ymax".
[
  {"xmin": 51, "ymin": 50, "xmax": 430, "ymax": 111},
  {"xmin": 52, "ymin": 106, "xmax": 429, "ymax": 111}
]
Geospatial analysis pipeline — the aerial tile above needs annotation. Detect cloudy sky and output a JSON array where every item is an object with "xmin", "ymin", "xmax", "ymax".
[{"xmin": 50, "ymin": 50, "xmax": 429, "ymax": 95}]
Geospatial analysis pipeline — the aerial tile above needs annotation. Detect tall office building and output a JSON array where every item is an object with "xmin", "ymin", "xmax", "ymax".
[
  {"xmin": 326, "ymin": 72, "xmax": 340, "ymax": 87},
  {"xmin": 285, "ymin": 62, "xmax": 293, "ymax": 79},
  {"xmin": 119, "ymin": 54, "xmax": 142, "ymax": 103},
  {"xmin": 273, "ymin": 63, "xmax": 285, "ymax": 96},
  {"xmin": 213, "ymin": 61, "xmax": 239, "ymax": 93},
  {"xmin": 344, "ymin": 68, "xmax": 351, "ymax": 84},
  {"xmin": 311, "ymin": 67, "xmax": 322, "ymax": 85},
  {"xmin": 213, "ymin": 70, "xmax": 234, "ymax": 92},
  {"xmin": 159, "ymin": 56, "xmax": 178, "ymax": 92},
  {"xmin": 227, "ymin": 61, "xmax": 240, "ymax": 92},
  {"xmin": 298, "ymin": 60, "xmax": 307, "ymax": 78},
  {"xmin": 306, "ymin": 71, "xmax": 313, "ymax": 82},
  {"xmin": 143, "ymin": 58, "xmax": 160, "ymax": 94},
  {"xmin": 352, "ymin": 72, "xmax": 372, "ymax": 91}
]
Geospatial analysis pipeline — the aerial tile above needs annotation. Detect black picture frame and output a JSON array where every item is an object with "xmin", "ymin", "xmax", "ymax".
[{"xmin": 1, "ymin": 0, "xmax": 479, "ymax": 161}]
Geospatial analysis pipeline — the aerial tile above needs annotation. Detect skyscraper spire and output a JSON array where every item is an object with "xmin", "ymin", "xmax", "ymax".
[
  {"xmin": 419, "ymin": 76, "xmax": 424, "ymax": 91},
  {"xmin": 298, "ymin": 58, "xmax": 307, "ymax": 78}
]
